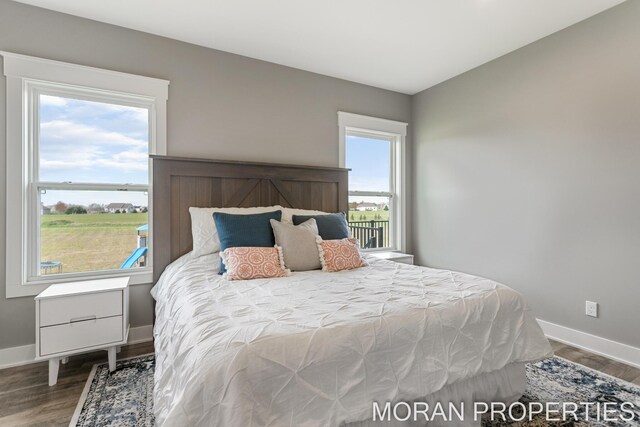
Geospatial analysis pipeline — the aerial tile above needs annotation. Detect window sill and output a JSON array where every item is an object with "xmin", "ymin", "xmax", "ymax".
[
  {"xmin": 361, "ymin": 247, "xmax": 397, "ymax": 253},
  {"xmin": 5, "ymin": 269, "xmax": 152, "ymax": 299}
]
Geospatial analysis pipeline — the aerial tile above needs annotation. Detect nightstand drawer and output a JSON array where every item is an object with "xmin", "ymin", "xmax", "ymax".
[
  {"xmin": 39, "ymin": 291, "xmax": 123, "ymax": 327},
  {"xmin": 40, "ymin": 316, "xmax": 123, "ymax": 356}
]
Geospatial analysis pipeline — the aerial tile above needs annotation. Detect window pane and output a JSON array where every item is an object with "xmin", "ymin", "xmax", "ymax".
[
  {"xmin": 39, "ymin": 94, "xmax": 149, "ymax": 184},
  {"xmin": 39, "ymin": 190, "xmax": 148, "ymax": 275},
  {"xmin": 345, "ymin": 134, "xmax": 391, "ymax": 192},
  {"xmin": 347, "ymin": 195, "xmax": 391, "ymax": 249}
]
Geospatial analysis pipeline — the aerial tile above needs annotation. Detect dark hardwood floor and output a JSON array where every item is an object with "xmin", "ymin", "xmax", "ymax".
[
  {"xmin": 549, "ymin": 339, "xmax": 640, "ymax": 385},
  {"xmin": 0, "ymin": 341, "xmax": 154, "ymax": 427},
  {"xmin": 0, "ymin": 339, "xmax": 638, "ymax": 426}
]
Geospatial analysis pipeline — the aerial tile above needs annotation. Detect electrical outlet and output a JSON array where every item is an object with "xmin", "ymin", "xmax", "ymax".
[{"xmin": 585, "ymin": 301, "xmax": 598, "ymax": 318}]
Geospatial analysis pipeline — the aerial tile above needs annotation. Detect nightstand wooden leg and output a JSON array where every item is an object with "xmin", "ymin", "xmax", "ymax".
[
  {"xmin": 107, "ymin": 347, "xmax": 117, "ymax": 372},
  {"xmin": 48, "ymin": 358, "xmax": 60, "ymax": 386},
  {"xmin": 61, "ymin": 357, "xmax": 69, "ymax": 364}
]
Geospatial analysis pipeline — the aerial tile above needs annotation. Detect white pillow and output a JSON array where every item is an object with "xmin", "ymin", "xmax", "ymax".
[
  {"xmin": 189, "ymin": 206, "xmax": 283, "ymax": 257},
  {"xmin": 280, "ymin": 207, "xmax": 330, "ymax": 224}
]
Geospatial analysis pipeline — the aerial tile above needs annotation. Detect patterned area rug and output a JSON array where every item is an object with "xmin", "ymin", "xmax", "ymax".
[
  {"xmin": 71, "ymin": 355, "xmax": 639, "ymax": 426},
  {"xmin": 70, "ymin": 354, "xmax": 155, "ymax": 427},
  {"xmin": 483, "ymin": 357, "xmax": 640, "ymax": 426}
]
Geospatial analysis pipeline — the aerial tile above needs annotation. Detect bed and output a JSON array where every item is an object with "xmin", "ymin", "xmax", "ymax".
[{"xmin": 150, "ymin": 156, "xmax": 552, "ymax": 426}]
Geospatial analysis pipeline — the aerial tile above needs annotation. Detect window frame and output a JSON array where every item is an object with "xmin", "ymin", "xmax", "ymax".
[
  {"xmin": 338, "ymin": 112, "xmax": 408, "ymax": 253},
  {"xmin": 2, "ymin": 52, "xmax": 169, "ymax": 298}
]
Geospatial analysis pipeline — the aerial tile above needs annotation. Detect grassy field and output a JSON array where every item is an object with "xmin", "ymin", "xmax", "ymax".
[
  {"xmin": 39, "ymin": 210, "xmax": 388, "ymax": 274},
  {"xmin": 40, "ymin": 212, "xmax": 147, "ymax": 274},
  {"xmin": 347, "ymin": 209, "xmax": 389, "ymax": 222}
]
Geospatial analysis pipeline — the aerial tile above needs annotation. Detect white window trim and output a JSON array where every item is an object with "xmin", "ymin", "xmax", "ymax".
[
  {"xmin": 338, "ymin": 112, "xmax": 408, "ymax": 253},
  {"xmin": 2, "ymin": 52, "xmax": 169, "ymax": 298}
]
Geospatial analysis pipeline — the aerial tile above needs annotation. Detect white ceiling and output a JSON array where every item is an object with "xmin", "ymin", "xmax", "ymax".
[{"xmin": 14, "ymin": 0, "xmax": 626, "ymax": 94}]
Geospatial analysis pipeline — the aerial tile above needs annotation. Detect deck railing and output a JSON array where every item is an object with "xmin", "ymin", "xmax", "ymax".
[{"xmin": 348, "ymin": 219, "xmax": 389, "ymax": 249}]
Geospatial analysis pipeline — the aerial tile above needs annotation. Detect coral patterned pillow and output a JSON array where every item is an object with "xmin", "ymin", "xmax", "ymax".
[
  {"xmin": 220, "ymin": 246, "xmax": 290, "ymax": 280},
  {"xmin": 316, "ymin": 237, "xmax": 368, "ymax": 272}
]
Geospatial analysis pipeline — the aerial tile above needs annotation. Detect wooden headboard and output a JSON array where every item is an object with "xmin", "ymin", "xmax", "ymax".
[{"xmin": 151, "ymin": 156, "xmax": 349, "ymax": 280}]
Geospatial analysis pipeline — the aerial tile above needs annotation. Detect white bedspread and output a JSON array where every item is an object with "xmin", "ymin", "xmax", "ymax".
[{"xmin": 151, "ymin": 253, "xmax": 552, "ymax": 427}]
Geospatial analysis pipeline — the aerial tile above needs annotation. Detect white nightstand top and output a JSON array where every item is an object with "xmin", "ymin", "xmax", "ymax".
[
  {"xmin": 35, "ymin": 277, "xmax": 130, "ymax": 300},
  {"xmin": 369, "ymin": 251, "xmax": 413, "ymax": 261}
]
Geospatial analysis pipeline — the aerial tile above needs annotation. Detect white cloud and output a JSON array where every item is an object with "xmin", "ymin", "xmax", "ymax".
[
  {"xmin": 39, "ymin": 120, "xmax": 148, "ymax": 176},
  {"xmin": 113, "ymin": 151, "xmax": 148, "ymax": 161},
  {"xmin": 349, "ymin": 176, "xmax": 390, "ymax": 192},
  {"xmin": 40, "ymin": 156, "xmax": 148, "ymax": 172},
  {"xmin": 41, "ymin": 120, "xmax": 147, "ymax": 148},
  {"xmin": 89, "ymin": 102, "xmax": 149, "ymax": 124},
  {"xmin": 40, "ymin": 95, "xmax": 68, "ymax": 107}
]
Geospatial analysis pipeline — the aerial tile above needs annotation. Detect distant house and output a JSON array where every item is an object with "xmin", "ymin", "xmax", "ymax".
[
  {"xmin": 41, "ymin": 204, "xmax": 51, "ymax": 215},
  {"xmin": 356, "ymin": 202, "xmax": 377, "ymax": 211},
  {"xmin": 86, "ymin": 204, "xmax": 105, "ymax": 214},
  {"xmin": 106, "ymin": 203, "xmax": 134, "ymax": 213}
]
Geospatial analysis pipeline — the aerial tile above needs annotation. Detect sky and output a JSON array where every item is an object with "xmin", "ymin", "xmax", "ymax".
[
  {"xmin": 39, "ymin": 94, "xmax": 149, "ymax": 207},
  {"xmin": 346, "ymin": 134, "xmax": 391, "ymax": 204},
  {"xmin": 346, "ymin": 134, "xmax": 390, "ymax": 192}
]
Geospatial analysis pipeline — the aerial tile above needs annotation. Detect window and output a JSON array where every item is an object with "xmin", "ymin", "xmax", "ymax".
[
  {"xmin": 2, "ymin": 52, "xmax": 168, "ymax": 297},
  {"xmin": 37, "ymin": 92, "xmax": 150, "ymax": 276},
  {"xmin": 338, "ymin": 112, "xmax": 407, "ymax": 252}
]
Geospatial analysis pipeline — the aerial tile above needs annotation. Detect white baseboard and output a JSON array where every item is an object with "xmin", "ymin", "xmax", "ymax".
[
  {"xmin": 538, "ymin": 319, "xmax": 640, "ymax": 369},
  {"xmin": 0, "ymin": 343, "xmax": 36, "ymax": 370},
  {"xmin": 0, "ymin": 324, "xmax": 154, "ymax": 370}
]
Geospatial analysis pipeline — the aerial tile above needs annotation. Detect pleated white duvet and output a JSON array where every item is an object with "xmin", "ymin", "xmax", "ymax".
[{"xmin": 150, "ymin": 253, "xmax": 552, "ymax": 427}]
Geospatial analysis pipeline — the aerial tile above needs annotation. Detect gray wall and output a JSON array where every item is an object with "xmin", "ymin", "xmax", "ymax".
[
  {"xmin": 0, "ymin": 0, "xmax": 411, "ymax": 349},
  {"xmin": 412, "ymin": 0, "xmax": 640, "ymax": 347}
]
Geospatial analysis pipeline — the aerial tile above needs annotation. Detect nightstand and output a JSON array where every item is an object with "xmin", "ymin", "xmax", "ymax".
[
  {"xmin": 35, "ymin": 277, "xmax": 130, "ymax": 386},
  {"xmin": 369, "ymin": 251, "xmax": 414, "ymax": 265}
]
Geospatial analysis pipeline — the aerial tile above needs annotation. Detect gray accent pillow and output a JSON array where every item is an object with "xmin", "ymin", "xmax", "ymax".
[{"xmin": 270, "ymin": 218, "xmax": 321, "ymax": 271}]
